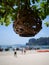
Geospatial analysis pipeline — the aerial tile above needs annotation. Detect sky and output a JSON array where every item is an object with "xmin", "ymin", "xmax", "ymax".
[{"xmin": 0, "ymin": 16, "xmax": 49, "ymax": 45}]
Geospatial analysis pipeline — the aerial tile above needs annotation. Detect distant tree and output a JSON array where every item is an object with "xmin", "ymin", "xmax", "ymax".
[{"xmin": 0, "ymin": 0, "xmax": 49, "ymax": 26}]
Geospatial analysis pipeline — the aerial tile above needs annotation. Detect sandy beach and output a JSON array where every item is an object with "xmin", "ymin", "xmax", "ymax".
[{"xmin": 0, "ymin": 50, "xmax": 49, "ymax": 65}]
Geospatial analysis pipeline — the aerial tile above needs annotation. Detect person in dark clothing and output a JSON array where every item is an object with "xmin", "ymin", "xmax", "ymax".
[{"xmin": 14, "ymin": 49, "xmax": 17, "ymax": 57}]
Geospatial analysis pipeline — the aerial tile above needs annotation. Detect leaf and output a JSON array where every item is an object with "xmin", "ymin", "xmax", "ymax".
[
  {"xmin": 36, "ymin": 0, "xmax": 40, "ymax": 2},
  {"xmin": 5, "ymin": 21, "xmax": 11, "ymax": 26},
  {"xmin": 21, "ymin": 0, "xmax": 25, "ymax": 2},
  {"xmin": 32, "ymin": 0, "xmax": 35, "ymax": 4},
  {"xmin": 5, "ymin": 17, "xmax": 11, "ymax": 26},
  {"xmin": 0, "ymin": 17, "xmax": 5, "ymax": 25},
  {"xmin": 47, "ymin": 0, "xmax": 49, "ymax": 3},
  {"xmin": 40, "ymin": 2, "xmax": 45, "ymax": 7},
  {"xmin": 44, "ymin": 22, "xmax": 49, "ymax": 27}
]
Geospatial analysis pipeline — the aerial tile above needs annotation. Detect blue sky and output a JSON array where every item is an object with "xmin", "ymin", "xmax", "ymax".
[{"xmin": 0, "ymin": 16, "xmax": 49, "ymax": 45}]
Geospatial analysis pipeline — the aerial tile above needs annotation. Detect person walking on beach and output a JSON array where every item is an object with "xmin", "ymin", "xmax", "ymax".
[
  {"xmin": 14, "ymin": 48, "xmax": 17, "ymax": 57},
  {"xmin": 22, "ymin": 48, "xmax": 26, "ymax": 54},
  {"xmin": 24, "ymin": 48, "xmax": 26, "ymax": 54}
]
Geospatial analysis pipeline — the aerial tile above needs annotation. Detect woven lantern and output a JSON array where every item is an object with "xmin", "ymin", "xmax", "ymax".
[{"xmin": 13, "ymin": 1, "xmax": 42, "ymax": 37}]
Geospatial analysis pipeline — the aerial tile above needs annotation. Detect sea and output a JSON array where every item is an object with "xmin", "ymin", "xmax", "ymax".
[
  {"xmin": 0, "ymin": 44, "xmax": 49, "ymax": 51},
  {"xmin": 0, "ymin": 44, "xmax": 26, "ymax": 51}
]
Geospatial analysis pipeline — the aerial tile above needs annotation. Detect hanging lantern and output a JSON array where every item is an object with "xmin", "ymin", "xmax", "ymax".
[{"xmin": 13, "ymin": 1, "xmax": 42, "ymax": 37}]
